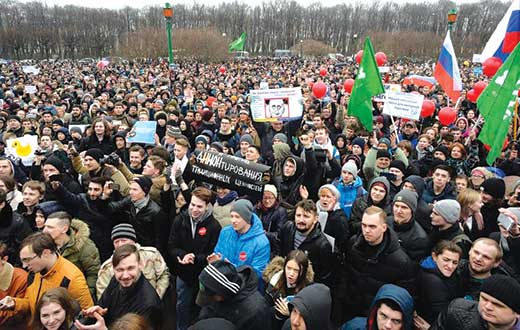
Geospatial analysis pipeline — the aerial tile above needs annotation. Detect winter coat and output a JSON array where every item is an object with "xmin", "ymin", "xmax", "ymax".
[
  {"xmin": 78, "ymin": 135, "xmax": 115, "ymax": 155},
  {"xmin": 214, "ymin": 213, "xmax": 270, "ymax": 279},
  {"xmin": 0, "ymin": 264, "xmax": 27, "ymax": 326},
  {"xmin": 430, "ymin": 224, "xmax": 472, "ymax": 258},
  {"xmin": 333, "ymin": 176, "xmax": 366, "ymax": 219},
  {"xmin": 58, "ymin": 219, "xmax": 101, "ymax": 299},
  {"xmin": 0, "ymin": 204, "xmax": 32, "ymax": 267},
  {"xmin": 96, "ymin": 243, "xmax": 170, "ymax": 300},
  {"xmin": 5, "ymin": 189, "xmax": 23, "ymax": 211},
  {"xmin": 72, "ymin": 155, "xmax": 130, "ymax": 196},
  {"xmin": 255, "ymin": 202, "xmax": 288, "ymax": 250},
  {"xmin": 416, "ymin": 257, "xmax": 462, "ymax": 323},
  {"xmin": 363, "ymin": 147, "xmax": 409, "ymax": 184},
  {"xmin": 430, "ymin": 298, "xmax": 487, "ymax": 330},
  {"xmin": 117, "ymin": 163, "xmax": 167, "ymax": 205},
  {"xmin": 403, "ymin": 175, "xmax": 432, "ymax": 233},
  {"xmin": 344, "ymin": 283, "xmax": 415, "ymax": 330},
  {"xmin": 317, "ymin": 202, "xmax": 351, "ymax": 255},
  {"xmin": 490, "ymin": 232, "xmax": 520, "ymax": 278},
  {"xmin": 349, "ymin": 177, "xmax": 392, "ymax": 235},
  {"xmin": 52, "ymin": 183, "xmax": 114, "ymax": 262},
  {"xmin": 281, "ymin": 283, "xmax": 333, "ymax": 330},
  {"xmin": 421, "ymin": 179, "xmax": 456, "ymax": 205},
  {"xmin": 345, "ymin": 229, "xmax": 416, "ymax": 317},
  {"xmin": 168, "ymin": 209, "xmax": 221, "ymax": 285},
  {"xmin": 273, "ymin": 151, "xmax": 317, "ymax": 207},
  {"xmin": 198, "ymin": 266, "xmax": 273, "ymax": 330},
  {"xmin": 12, "ymin": 256, "xmax": 93, "ymax": 317},
  {"xmin": 106, "ymin": 197, "xmax": 169, "ymax": 255},
  {"xmin": 215, "ymin": 130, "xmax": 241, "ymax": 150},
  {"xmin": 98, "ymin": 274, "xmax": 162, "ymax": 327},
  {"xmin": 276, "ymin": 221, "xmax": 335, "ymax": 288},
  {"xmin": 387, "ymin": 216, "xmax": 431, "ymax": 262}
]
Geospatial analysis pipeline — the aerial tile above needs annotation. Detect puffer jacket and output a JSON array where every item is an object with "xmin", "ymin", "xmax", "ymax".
[
  {"xmin": 416, "ymin": 256, "xmax": 462, "ymax": 323},
  {"xmin": 333, "ymin": 176, "xmax": 366, "ymax": 219},
  {"xmin": 387, "ymin": 216, "xmax": 431, "ymax": 262},
  {"xmin": 345, "ymin": 229, "xmax": 416, "ymax": 317},
  {"xmin": 198, "ymin": 266, "xmax": 273, "ymax": 330},
  {"xmin": 350, "ymin": 177, "xmax": 392, "ymax": 234},
  {"xmin": 430, "ymin": 298, "xmax": 487, "ymax": 330},
  {"xmin": 58, "ymin": 219, "xmax": 101, "ymax": 299},
  {"xmin": 214, "ymin": 213, "xmax": 270, "ymax": 279},
  {"xmin": 12, "ymin": 255, "xmax": 93, "ymax": 317}
]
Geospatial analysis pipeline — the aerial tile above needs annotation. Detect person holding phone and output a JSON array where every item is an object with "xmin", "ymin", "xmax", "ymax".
[
  {"xmin": 490, "ymin": 208, "xmax": 520, "ymax": 279},
  {"xmin": 264, "ymin": 250, "xmax": 314, "ymax": 330}
]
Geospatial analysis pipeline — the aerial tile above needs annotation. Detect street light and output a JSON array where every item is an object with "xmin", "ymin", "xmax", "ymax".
[
  {"xmin": 447, "ymin": 9, "xmax": 458, "ymax": 31},
  {"xmin": 163, "ymin": 3, "xmax": 174, "ymax": 66},
  {"xmin": 300, "ymin": 39, "xmax": 303, "ymax": 58}
]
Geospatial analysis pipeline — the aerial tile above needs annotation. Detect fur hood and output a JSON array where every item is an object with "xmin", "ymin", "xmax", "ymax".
[{"xmin": 262, "ymin": 256, "xmax": 314, "ymax": 286}]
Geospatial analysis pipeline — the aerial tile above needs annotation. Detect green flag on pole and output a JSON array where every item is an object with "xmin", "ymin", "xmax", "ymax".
[
  {"xmin": 228, "ymin": 32, "xmax": 247, "ymax": 53},
  {"xmin": 477, "ymin": 43, "xmax": 520, "ymax": 165},
  {"xmin": 348, "ymin": 38, "xmax": 384, "ymax": 132}
]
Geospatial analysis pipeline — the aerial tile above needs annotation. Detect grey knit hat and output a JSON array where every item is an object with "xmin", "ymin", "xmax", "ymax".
[
  {"xmin": 273, "ymin": 133, "xmax": 288, "ymax": 144},
  {"xmin": 231, "ymin": 199, "xmax": 254, "ymax": 223},
  {"xmin": 393, "ymin": 190, "xmax": 418, "ymax": 214},
  {"xmin": 433, "ymin": 199, "xmax": 461, "ymax": 224},
  {"xmin": 240, "ymin": 134, "xmax": 254, "ymax": 146},
  {"xmin": 341, "ymin": 162, "xmax": 358, "ymax": 180}
]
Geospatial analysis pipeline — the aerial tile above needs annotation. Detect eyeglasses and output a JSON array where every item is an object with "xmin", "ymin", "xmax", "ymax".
[{"xmin": 21, "ymin": 254, "xmax": 38, "ymax": 264}]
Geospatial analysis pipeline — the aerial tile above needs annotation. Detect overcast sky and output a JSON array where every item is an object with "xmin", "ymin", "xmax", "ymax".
[{"xmin": 19, "ymin": 0, "xmax": 487, "ymax": 10}]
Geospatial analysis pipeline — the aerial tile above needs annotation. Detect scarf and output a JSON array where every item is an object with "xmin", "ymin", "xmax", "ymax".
[{"xmin": 216, "ymin": 191, "xmax": 238, "ymax": 206}]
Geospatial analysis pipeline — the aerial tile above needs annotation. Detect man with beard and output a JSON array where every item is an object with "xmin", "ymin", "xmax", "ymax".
[
  {"xmin": 50, "ymin": 177, "xmax": 115, "ymax": 262},
  {"xmin": 276, "ymin": 199, "xmax": 334, "ymax": 287},
  {"xmin": 456, "ymin": 238, "xmax": 511, "ymax": 301},
  {"xmin": 214, "ymin": 116, "xmax": 240, "ymax": 151}
]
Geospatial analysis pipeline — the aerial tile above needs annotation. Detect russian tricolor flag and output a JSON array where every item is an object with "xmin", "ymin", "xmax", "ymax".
[
  {"xmin": 481, "ymin": 0, "xmax": 520, "ymax": 62},
  {"xmin": 434, "ymin": 32, "xmax": 462, "ymax": 103}
]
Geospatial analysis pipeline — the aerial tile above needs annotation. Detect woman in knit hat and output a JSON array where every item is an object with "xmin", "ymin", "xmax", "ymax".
[
  {"xmin": 469, "ymin": 166, "xmax": 494, "ymax": 191},
  {"xmin": 255, "ymin": 184, "xmax": 287, "ymax": 253},
  {"xmin": 316, "ymin": 184, "xmax": 350, "ymax": 255}
]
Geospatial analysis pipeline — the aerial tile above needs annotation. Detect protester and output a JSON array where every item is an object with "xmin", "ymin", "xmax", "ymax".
[
  {"xmin": 32, "ymin": 287, "xmax": 79, "ymax": 330},
  {"xmin": 0, "ymin": 242, "xmax": 28, "ymax": 327}
]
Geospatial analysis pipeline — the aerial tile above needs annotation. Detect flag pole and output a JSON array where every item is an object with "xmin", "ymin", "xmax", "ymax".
[
  {"xmin": 390, "ymin": 115, "xmax": 400, "ymax": 143},
  {"xmin": 514, "ymin": 94, "xmax": 519, "ymax": 141}
]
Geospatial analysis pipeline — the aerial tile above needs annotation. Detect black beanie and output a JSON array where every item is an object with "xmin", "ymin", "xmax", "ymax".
[
  {"xmin": 389, "ymin": 160, "xmax": 406, "ymax": 175},
  {"xmin": 481, "ymin": 178, "xmax": 506, "ymax": 200},
  {"xmin": 85, "ymin": 148, "xmax": 104, "ymax": 163},
  {"xmin": 376, "ymin": 149, "xmax": 391, "ymax": 160},
  {"xmin": 44, "ymin": 156, "xmax": 64, "ymax": 173},
  {"xmin": 481, "ymin": 274, "xmax": 520, "ymax": 313},
  {"xmin": 133, "ymin": 176, "xmax": 153, "ymax": 195},
  {"xmin": 434, "ymin": 145, "xmax": 450, "ymax": 159}
]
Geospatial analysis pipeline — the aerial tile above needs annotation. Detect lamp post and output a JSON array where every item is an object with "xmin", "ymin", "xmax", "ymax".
[
  {"xmin": 447, "ymin": 9, "xmax": 457, "ymax": 31},
  {"xmin": 163, "ymin": 3, "xmax": 174, "ymax": 66},
  {"xmin": 300, "ymin": 39, "xmax": 303, "ymax": 58}
]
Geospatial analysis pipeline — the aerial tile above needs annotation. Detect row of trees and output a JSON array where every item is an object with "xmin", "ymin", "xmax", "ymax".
[{"xmin": 0, "ymin": 0, "xmax": 510, "ymax": 61}]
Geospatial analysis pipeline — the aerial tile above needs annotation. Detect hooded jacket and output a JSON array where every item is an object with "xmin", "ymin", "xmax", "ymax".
[
  {"xmin": 168, "ymin": 208, "xmax": 221, "ymax": 285},
  {"xmin": 198, "ymin": 266, "xmax": 273, "ymax": 330},
  {"xmin": 58, "ymin": 219, "xmax": 101, "ymax": 299},
  {"xmin": 430, "ymin": 298, "xmax": 488, "ymax": 330},
  {"xmin": 344, "ymin": 284, "xmax": 414, "ymax": 330},
  {"xmin": 0, "ymin": 203, "xmax": 32, "ymax": 267},
  {"xmin": 422, "ymin": 178, "xmax": 456, "ymax": 205},
  {"xmin": 282, "ymin": 283, "xmax": 333, "ymax": 330},
  {"xmin": 333, "ymin": 176, "xmax": 366, "ymax": 219},
  {"xmin": 350, "ymin": 177, "xmax": 392, "ymax": 234},
  {"xmin": 214, "ymin": 213, "xmax": 270, "ymax": 280},
  {"xmin": 403, "ymin": 175, "xmax": 432, "ymax": 232},
  {"xmin": 274, "ymin": 155, "xmax": 306, "ymax": 207}
]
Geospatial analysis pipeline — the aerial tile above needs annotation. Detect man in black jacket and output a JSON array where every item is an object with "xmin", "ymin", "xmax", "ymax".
[
  {"xmin": 283, "ymin": 283, "xmax": 333, "ymax": 330},
  {"xmin": 346, "ymin": 206, "xmax": 416, "ymax": 318},
  {"xmin": 430, "ymin": 274, "xmax": 520, "ymax": 330},
  {"xmin": 82, "ymin": 244, "xmax": 162, "ymax": 327},
  {"xmin": 0, "ymin": 190, "xmax": 32, "ymax": 266},
  {"xmin": 430, "ymin": 199, "xmax": 472, "ymax": 258},
  {"xmin": 168, "ymin": 186, "xmax": 221, "ymax": 330},
  {"xmin": 196, "ymin": 260, "xmax": 272, "ymax": 330},
  {"xmin": 276, "ymin": 199, "xmax": 334, "ymax": 287}
]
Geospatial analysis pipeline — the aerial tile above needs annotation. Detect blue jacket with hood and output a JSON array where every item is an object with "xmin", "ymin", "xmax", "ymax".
[
  {"xmin": 333, "ymin": 176, "xmax": 366, "ymax": 219},
  {"xmin": 214, "ymin": 213, "xmax": 270, "ymax": 280},
  {"xmin": 342, "ymin": 284, "xmax": 414, "ymax": 330}
]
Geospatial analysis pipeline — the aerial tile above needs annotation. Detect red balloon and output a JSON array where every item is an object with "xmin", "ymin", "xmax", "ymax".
[
  {"xmin": 375, "ymin": 52, "xmax": 387, "ymax": 66},
  {"xmin": 438, "ymin": 107, "xmax": 457, "ymax": 125},
  {"xmin": 355, "ymin": 50, "xmax": 363, "ymax": 64},
  {"xmin": 219, "ymin": 66, "xmax": 226, "ymax": 74},
  {"xmin": 319, "ymin": 68, "xmax": 328, "ymax": 77},
  {"xmin": 312, "ymin": 81, "xmax": 327, "ymax": 99},
  {"xmin": 343, "ymin": 79, "xmax": 355, "ymax": 93},
  {"xmin": 474, "ymin": 81, "xmax": 488, "ymax": 97},
  {"xmin": 467, "ymin": 89, "xmax": 478, "ymax": 103},
  {"xmin": 482, "ymin": 57, "xmax": 502, "ymax": 77},
  {"xmin": 206, "ymin": 96, "xmax": 217, "ymax": 107},
  {"xmin": 421, "ymin": 100, "xmax": 435, "ymax": 118}
]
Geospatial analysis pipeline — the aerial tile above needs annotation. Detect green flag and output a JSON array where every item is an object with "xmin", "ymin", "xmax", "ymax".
[
  {"xmin": 477, "ymin": 43, "xmax": 520, "ymax": 165},
  {"xmin": 348, "ymin": 38, "xmax": 384, "ymax": 132},
  {"xmin": 228, "ymin": 32, "xmax": 247, "ymax": 52}
]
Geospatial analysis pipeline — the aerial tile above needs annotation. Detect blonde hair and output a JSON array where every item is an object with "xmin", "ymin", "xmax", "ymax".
[{"xmin": 457, "ymin": 188, "xmax": 480, "ymax": 216}]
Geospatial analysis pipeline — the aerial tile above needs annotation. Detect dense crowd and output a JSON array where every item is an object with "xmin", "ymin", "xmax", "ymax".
[{"xmin": 0, "ymin": 57, "xmax": 519, "ymax": 330}]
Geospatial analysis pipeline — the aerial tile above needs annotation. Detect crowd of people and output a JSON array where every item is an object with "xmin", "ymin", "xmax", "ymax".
[{"xmin": 0, "ymin": 56, "xmax": 519, "ymax": 330}]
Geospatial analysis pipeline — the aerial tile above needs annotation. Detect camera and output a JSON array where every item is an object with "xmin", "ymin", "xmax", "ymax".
[
  {"xmin": 34, "ymin": 149, "xmax": 46, "ymax": 156},
  {"xmin": 314, "ymin": 148, "xmax": 327, "ymax": 163},
  {"xmin": 100, "ymin": 153, "xmax": 120, "ymax": 166}
]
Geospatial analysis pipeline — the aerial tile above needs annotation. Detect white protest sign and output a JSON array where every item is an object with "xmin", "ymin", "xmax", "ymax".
[
  {"xmin": 383, "ymin": 91, "xmax": 424, "ymax": 121},
  {"xmin": 24, "ymin": 85, "xmax": 37, "ymax": 94},
  {"xmin": 6, "ymin": 135, "xmax": 39, "ymax": 166},
  {"xmin": 250, "ymin": 87, "xmax": 303, "ymax": 122},
  {"xmin": 379, "ymin": 66, "xmax": 390, "ymax": 73},
  {"xmin": 22, "ymin": 66, "xmax": 40, "ymax": 75},
  {"xmin": 374, "ymin": 84, "xmax": 401, "ymax": 102},
  {"xmin": 472, "ymin": 54, "xmax": 482, "ymax": 63}
]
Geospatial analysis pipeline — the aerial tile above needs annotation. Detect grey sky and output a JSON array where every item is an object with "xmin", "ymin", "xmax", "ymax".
[{"xmin": 20, "ymin": 0, "xmax": 486, "ymax": 10}]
